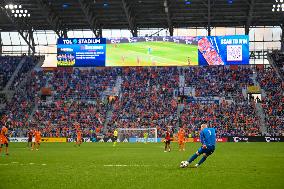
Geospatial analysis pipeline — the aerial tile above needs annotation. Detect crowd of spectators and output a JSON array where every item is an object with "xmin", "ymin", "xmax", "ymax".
[
  {"xmin": 6, "ymin": 68, "xmax": 119, "ymax": 138},
  {"xmin": 108, "ymin": 67, "xmax": 179, "ymax": 137},
  {"xmin": 271, "ymin": 51, "xmax": 284, "ymax": 77},
  {"xmin": 0, "ymin": 56, "xmax": 22, "ymax": 90},
  {"xmin": 9, "ymin": 56, "xmax": 40, "ymax": 90},
  {"xmin": 257, "ymin": 67, "xmax": 284, "ymax": 136},
  {"xmin": 184, "ymin": 66, "xmax": 253, "ymax": 97},
  {"xmin": 1, "ymin": 62, "xmax": 283, "ymax": 138},
  {"xmin": 180, "ymin": 96, "xmax": 261, "ymax": 138}
]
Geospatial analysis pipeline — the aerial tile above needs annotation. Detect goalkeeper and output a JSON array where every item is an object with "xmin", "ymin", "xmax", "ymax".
[{"xmin": 143, "ymin": 132, "xmax": 148, "ymax": 144}]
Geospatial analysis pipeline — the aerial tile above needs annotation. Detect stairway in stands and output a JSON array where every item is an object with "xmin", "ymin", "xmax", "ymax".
[
  {"xmin": 103, "ymin": 76, "xmax": 123, "ymax": 132},
  {"xmin": 251, "ymin": 66, "xmax": 268, "ymax": 135}
]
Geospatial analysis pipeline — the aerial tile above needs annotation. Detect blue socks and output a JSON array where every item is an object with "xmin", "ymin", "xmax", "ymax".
[
  {"xmin": 197, "ymin": 156, "xmax": 207, "ymax": 166},
  {"xmin": 188, "ymin": 153, "xmax": 198, "ymax": 163}
]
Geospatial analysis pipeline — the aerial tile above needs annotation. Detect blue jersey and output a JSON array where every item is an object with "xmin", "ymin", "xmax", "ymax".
[{"xmin": 200, "ymin": 128, "xmax": 216, "ymax": 146}]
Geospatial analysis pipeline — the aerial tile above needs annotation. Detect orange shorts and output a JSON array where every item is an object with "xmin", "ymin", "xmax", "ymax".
[
  {"xmin": 178, "ymin": 140, "xmax": 185, "ymax": 145},
  {"xmin": 0, "ymin": 136, "xmax": 8, "ymax": 144},
  {"xmin": 35, "ymin": 139, "xmax": 41, "ymax": 143},
  {"xmin": 77, "ymin": 137, "xmax": 82, "ymax": 142}
]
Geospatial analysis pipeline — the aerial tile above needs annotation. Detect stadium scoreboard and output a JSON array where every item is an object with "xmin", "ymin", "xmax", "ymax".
[
  {"xmin": 57, "ymin": 38, "xmax": 106, "ymax": 67},
  {"xmin": 57, "ymin": 35, "xmax": 249, "ymax": 67}
]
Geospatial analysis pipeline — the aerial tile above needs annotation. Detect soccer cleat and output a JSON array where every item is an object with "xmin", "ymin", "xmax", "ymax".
[{"xmin": 195, "ymin": 164, "xmax": 199, "ymax": 168}]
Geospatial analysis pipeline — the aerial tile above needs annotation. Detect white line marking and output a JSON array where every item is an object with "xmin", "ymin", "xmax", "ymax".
[
  {"xmin": 103, "ymin": 164, "xmax": 150, "ymax": 167},
  {"xmin": 41, "ymin": 164, "xmax": 47, "ymax": 166},
  {"xmin": 29, "ymin": 163, "xmax": 35, "ymax": 165},
  {"xmin": 11, "ymin": 162, "xmax": 19, "ymax": 164}
]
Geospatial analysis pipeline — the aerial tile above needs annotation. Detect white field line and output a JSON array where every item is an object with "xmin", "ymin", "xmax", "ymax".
[{"xmin": 103, "ymin": 164, "xmax": 151, "ymax": 167}]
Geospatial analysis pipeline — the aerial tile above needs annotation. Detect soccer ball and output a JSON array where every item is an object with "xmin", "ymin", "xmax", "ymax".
[{"xmin": 180, "ymin": 161, "xmax": 189, "ymax": 168}]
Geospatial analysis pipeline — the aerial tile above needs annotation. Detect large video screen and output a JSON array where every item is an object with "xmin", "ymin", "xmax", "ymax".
[
  {"xmin": 105, "ymin": 36, "xmax": 198, "ymax": 66},
  {"xmin": 57, "ymin": 38, "xmax": 106, "ymax": 67},
  {"xmin": 198, "ymin": 35, "xmax": 249, "ymax": 65},
  {"xmin": 56, "ymin": 35, "xmax": 249, "ymax": 67}
]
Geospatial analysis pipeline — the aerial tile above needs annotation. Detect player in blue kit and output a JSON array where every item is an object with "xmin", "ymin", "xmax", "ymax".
[{"xmin": 186, "ymin": 124, "xmax": 216, "ymax": 167}]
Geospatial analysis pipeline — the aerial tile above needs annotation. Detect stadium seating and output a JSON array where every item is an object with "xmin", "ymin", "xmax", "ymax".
[
  {"xmin": 109, "ymin": 67, "xmax": 179, "ymax": 137},
  {"xmin": 0, "ymin": 56, "xmax": 22, "ymax": 90},
  {"xmin": 256, "ymin": 67, "xmax": 284, "ymax": 136},
  {"xmin": 8, "ymin": 68, "xmax": 119, "ymax": 137},
  {"xmin": 2, "ymin": 62, "xmax": 283, "ymax": 138},
  {"xmin": 184, "ymin": 66, "xmax": 254, "ymax": 97},
  {"xmin": 9, "ymin": 56, "xmax": 39, "ymax": 90}
]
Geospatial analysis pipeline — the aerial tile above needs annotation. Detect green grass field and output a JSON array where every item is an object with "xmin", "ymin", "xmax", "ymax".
[
  {"xmin": 1, "ymin": 143, "xmax": 284, "ymax": 189},
  {"xmin": 106, "ymin": 42, "xmax": 198, "ymax": 66}
]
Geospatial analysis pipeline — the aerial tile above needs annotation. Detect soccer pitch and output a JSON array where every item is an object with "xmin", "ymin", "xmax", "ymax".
[
  {"xmin": 106, "ymin": 41, "xmax": 198, "ymax": 66},
  {"xmin": 1, "ymin": 143, "xmax": 283, "ymax": 189}
]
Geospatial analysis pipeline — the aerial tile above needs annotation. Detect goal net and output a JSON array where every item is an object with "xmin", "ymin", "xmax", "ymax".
[{"xmin": 117, "ymin": 128, "xmax": 158, "ymax": 143}]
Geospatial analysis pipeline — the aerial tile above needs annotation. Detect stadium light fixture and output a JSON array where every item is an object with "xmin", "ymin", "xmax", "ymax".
[
  {"xmin": 9, "ymin": 4, "xmax": 14, "ymax": 9},
  {"xmin": 272, "ymin": 0, "xmax": 284, "ymax": 12},
  {"xmin": 3, "ymin": 3, "xmax": 31, "ymax": 18}
]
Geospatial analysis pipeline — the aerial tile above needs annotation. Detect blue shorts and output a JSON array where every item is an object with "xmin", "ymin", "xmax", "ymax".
[{"xmin": 197, "ymin": 145, "xmax": 215, "ymax": 156}]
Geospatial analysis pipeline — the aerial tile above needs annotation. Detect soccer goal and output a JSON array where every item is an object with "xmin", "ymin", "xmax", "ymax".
[{"xmin": 117, "ymin": 128, "xmax": 158, "ymax": 143}]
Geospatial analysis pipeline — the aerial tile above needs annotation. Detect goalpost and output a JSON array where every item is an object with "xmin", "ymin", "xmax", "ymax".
[{"xmin": 117, "ymin": 128, "xmax": 158, "ymax": 143}]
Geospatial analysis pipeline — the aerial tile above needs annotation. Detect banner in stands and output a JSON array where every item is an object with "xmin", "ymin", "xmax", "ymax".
[
  {"xmin": 228, "ymin": 136, "xmax": 284, "ymax": 142},
  {"xmin": 9, "ymin": 137, "xmax": 28, "ymax": 142},
  {"xmin": 41, "ymin": 138, "xmax": 67, "ymax": 142},
  {"xmin": 194, "ymin": 138, "xmax": 228, "ymax": 142},
  {"xmin": 198, "ymin": 35, "xmax": 249, "ymax": 65}
]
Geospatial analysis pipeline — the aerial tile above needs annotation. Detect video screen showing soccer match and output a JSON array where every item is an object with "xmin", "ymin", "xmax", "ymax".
[{"xmin": 105, "ymin": 36, "xmax": 198, "ymax": 66}]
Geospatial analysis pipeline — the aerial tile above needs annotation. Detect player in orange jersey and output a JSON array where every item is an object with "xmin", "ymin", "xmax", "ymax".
[
  {"xmin": 32, "ymin": 129, "xmax": 41, "ymax": 151},
  {"xmin": 75, "ymin": 129, "xmax": 82, "ymax": 147},
  {"xmin": 0, "ymin": 125, "xmax": 9, "ymax": 155},
  {"xmin": 178, "ymin": 128, "xmax": 186, "ymax": 151}
]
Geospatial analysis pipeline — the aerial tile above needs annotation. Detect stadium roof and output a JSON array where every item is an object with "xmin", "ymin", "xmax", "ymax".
[{"xmin": 0, "ymin": 0, "xmax": 283, "ymax": 36}]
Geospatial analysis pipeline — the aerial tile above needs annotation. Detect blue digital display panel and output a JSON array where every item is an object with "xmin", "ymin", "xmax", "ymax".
[
  {"xmin": 57, "ymin": 38, "xmax": 106, "ymax": 67},
  {"xmin": 198, "ymin": 35, "xmax": 249, "ymax": 65}
]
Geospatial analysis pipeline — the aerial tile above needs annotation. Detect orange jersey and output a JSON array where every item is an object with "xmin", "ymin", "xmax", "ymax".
[
  {"xmin": 178, "ymin": 130, "xmax": 185, "ymax": 141},
  {"xmin": 1, "ymin": 126, "xmax": 8, "ymax": 135},
  {"xmin": 35, "ymin": 131, "xmax": 41, "ymax": 142},
  {"xmin": 0, "ymin": 126, "xmax": 8, "ymax": 144},
  {"xmin": 77, "ymin": 131, "xmax": 82, "ymax": 139}
]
